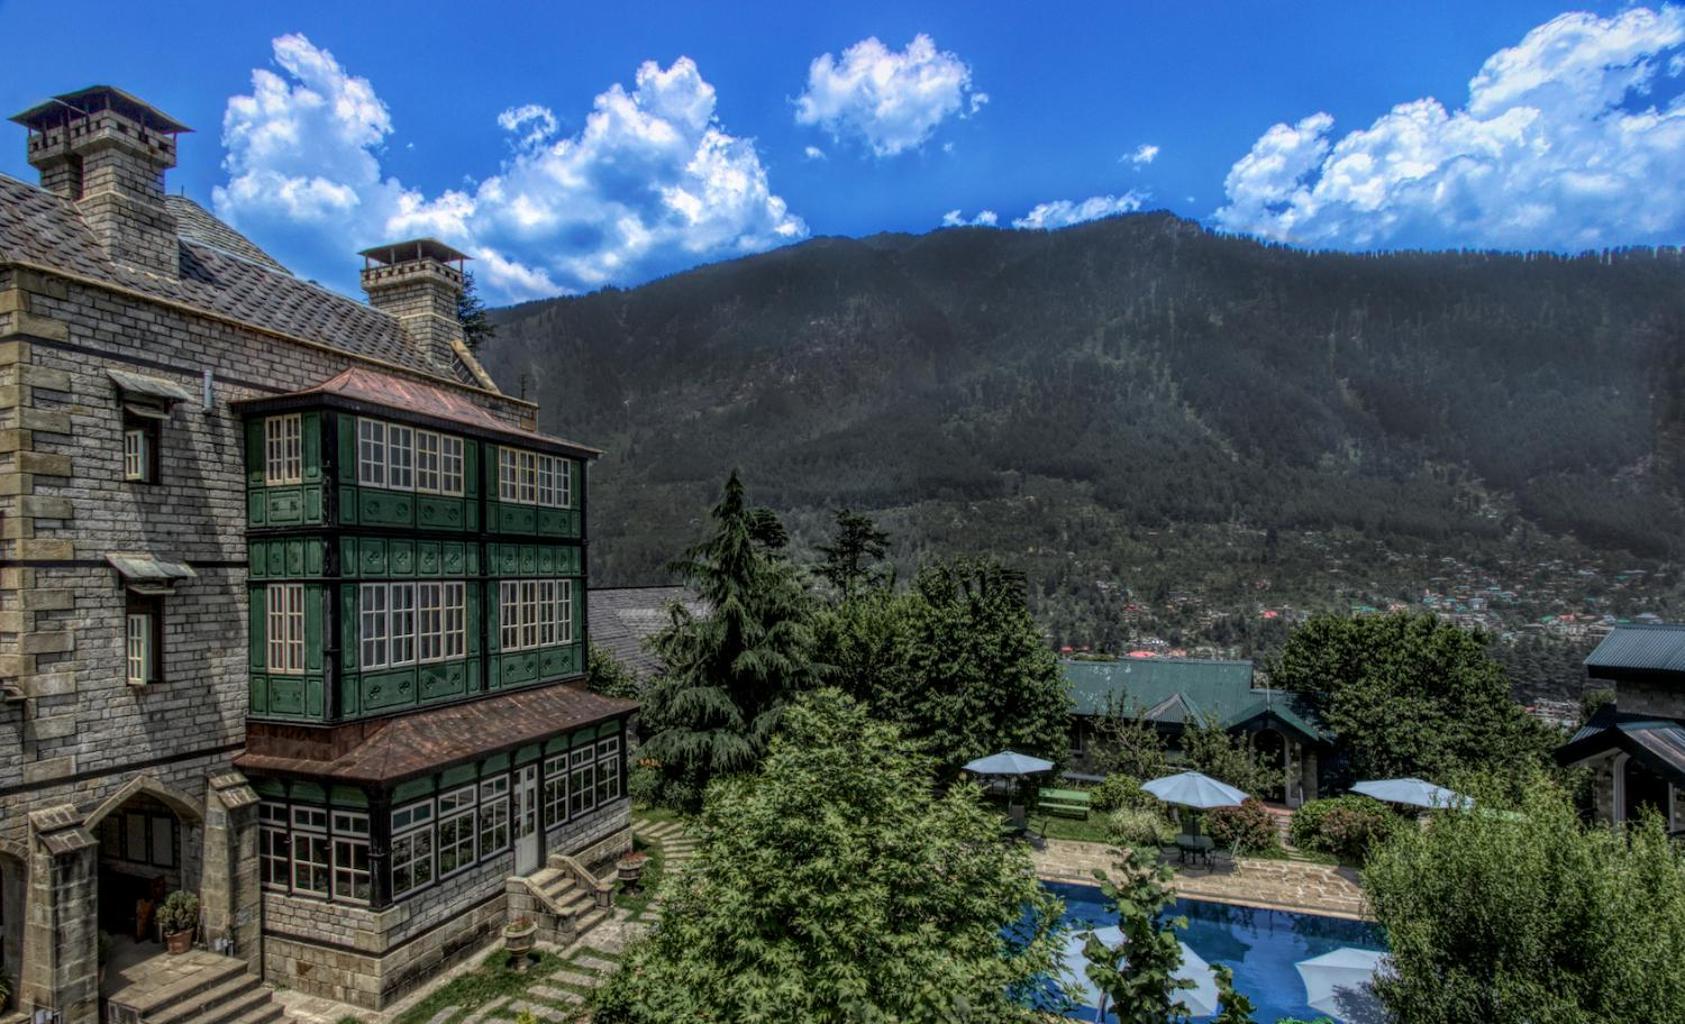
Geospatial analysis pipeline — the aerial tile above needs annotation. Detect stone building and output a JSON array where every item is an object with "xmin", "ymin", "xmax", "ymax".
[
  {"xmin": 0, "ymin": 86, "xmax": 635, "ymax": 1022},
  {"xmin": 1557, "ymin": 623, "xmax": 1685, "ymax": 830}
]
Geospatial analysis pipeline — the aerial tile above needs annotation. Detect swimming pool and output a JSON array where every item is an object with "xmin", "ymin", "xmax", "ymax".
[{"xmin": 1043, "ymin": 881, "xmax": 1387, "ymax": 1023}]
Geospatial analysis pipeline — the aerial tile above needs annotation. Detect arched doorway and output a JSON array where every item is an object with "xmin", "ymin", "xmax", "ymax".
[
  {"xmin": 0, "ymin": 843, "xmax": 24, "ymax": 1013},
  {"xmin": 1615, "ymin": 754, "xmax": 1674, "ymax": 828},
  {"xmin": 83, "ymin": 778, "xmax": 203, "ymax": 954}
]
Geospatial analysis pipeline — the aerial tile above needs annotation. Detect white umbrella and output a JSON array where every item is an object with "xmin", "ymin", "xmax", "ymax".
[
  {"xmin": 1058, "ymin": 926, "xmax": 1220, "ymax": 1016},
  {"xmin": 962, "ymin": 751, "xmax": 1055, "ymax": 776},
  {"xmin": 1295, "ymin": 947, "xmax": 1387, "ymax": 1022},
  {"xmin": 1143, "ymin": 771, "xmax": 1247, "ymax": 809},
  {"xmin": 1351, "ymin": 778, "xmax": 1471, "ymax": 810}
]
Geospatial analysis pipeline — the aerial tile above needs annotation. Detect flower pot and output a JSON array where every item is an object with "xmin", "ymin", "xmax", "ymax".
[
  {"xmin": 165, "ymin": 929, "xmax": 192, "ymax": 955},
  {"xmin": 617, "ymin": 854, "xmax": 647, "ymax": 887},
  {"xmin": 503, "ymin": 920, "xmax": 537, "ymax": 964}
]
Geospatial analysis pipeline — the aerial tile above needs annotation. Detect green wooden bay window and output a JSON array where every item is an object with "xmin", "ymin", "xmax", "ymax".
[{"xmin": 245, "ymin": 412, "xmax": 324, "ymax": 527}]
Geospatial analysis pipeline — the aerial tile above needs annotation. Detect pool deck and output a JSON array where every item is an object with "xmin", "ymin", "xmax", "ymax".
[{"xmin": 1032, "ymin": 839, "xmax": 1371, "ymax": 921}]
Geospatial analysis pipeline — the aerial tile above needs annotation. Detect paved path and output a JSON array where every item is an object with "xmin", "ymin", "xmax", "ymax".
[
  {"xmin": 624, "ymin": 816, "xmax": 696, "ymax": 927},
  {"xmin": 1033, "ymin": 838, "xmax": 1370, "ymax": 920}
]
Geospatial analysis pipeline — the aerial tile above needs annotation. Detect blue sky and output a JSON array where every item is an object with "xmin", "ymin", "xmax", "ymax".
[{"xmin": 2, "ymin": 0, "xmax": 1680, "ymax": 301}]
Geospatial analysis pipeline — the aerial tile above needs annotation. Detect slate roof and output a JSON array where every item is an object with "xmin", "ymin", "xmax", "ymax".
[
  {"xmin": 1063, "ymin": 657, "xmax": 1326, "ymax": 742},
  {"xmin": 588, "ymin": 586, "xmax": 701, "ymax": 679},
  {"xmin": 0, "ymin": 173, "xmax": 491, "ymax": 386},
  {"xmin": 1586, "ymin": 624, "xmax": 1685, "ymax": 676},
  {"xmin": 1558, "ymin": 706, "xmax": 1685, "ymax": 787},
  {"xmin": 234, "ymin": 366, "xmax": 601, "ymax": 458},
  {"xmin": 235, "ymin": 683, "xmax": 638, "ymax": 784}
]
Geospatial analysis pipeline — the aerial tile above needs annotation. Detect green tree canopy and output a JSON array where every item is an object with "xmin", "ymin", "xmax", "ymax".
[
  {"xmin": 1270, "ymin": 613, "xmax": 1555, "ymax": 782},
  {"xmin": 592, "ymin": 690, "xmax": 1065, "ymax": 1024},
  {"xmin": 1181, "ymin": 713, "xmax": 1275, "ymax": 797},
  {"xmin": 1364, "ymin": 770, "xmax": 1685, "ymax": 1024},
  {"xmin": 1083, "ymin": 847, "xmax": 1192, "ymax": 1024},
  {"xmin": 456, "ymin": 271, "xmax": 495, "ymax": 353},
  {"xmin": 640, "ymin": 471, "xmax": 819, "ymax": 809},
  {"xmin": 816, "ymin": 507, "xmax": 892, "ymax": 600},
  {"xmin": 814, "ymin": 558, "xmax": 1071, "ymax": 779}
]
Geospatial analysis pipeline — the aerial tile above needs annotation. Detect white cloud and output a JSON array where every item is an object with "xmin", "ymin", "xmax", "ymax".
[
  {"xmin": 1012, "ymin": 191, "xmax": 1147, "ymax": 230},
  {"xmin": 803, "ymin": 145, "xmax": 827, "ymax": 160},
  {"xmin": 940, "ymin": 209, "xmax": 998, "ymax": 227},
  {"xmin": 794, "ymin": 34, "xmax": 986, "ymax": 157},
  {"xmin": 1127, "ymin": 143, "xmax": 1160, "ymax": 166},
  {"xmin": 214, "ymin": 35, "xmax": 806, "ymax": 300},
  {"xmin": 1215, "ymin": 6, "xmax": 1685, "ymax": 250}
]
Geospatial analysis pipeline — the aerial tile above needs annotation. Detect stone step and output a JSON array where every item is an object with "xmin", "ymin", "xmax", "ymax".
[
  {"xmin": 574, "ymin": 953, "xmax": 619, "ymax": 975},
  {"xmin": 542, "ymin": 969, "xmax": 599, "ymax": 990},
  {"xmin": 132, "ymin": 959, "xmax": 250, "ymax": 1018},
  {"xmin": 507, "ymin": 999, "xmax": 571, "ymax": 1021},
  {"xmin": 219, "ymin": 1001, "xmax": 288, "ymax": 1024},
  {"xmin": 572, "ymin": 908, "xmax": 609, "ymax": 938},
  {"xmin": 148, "ymin": 978, "xmax": 286, "ymax": 1024},
  {"xmin": 554, "ymin": 890, "xmax": 593, "ymax": 918}
]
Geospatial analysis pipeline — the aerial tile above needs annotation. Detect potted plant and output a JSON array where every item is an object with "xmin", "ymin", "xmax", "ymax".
[
  {"xmin": 617, "ymin": 850, "xmax": 649, "ymax": 891},
  {"xmin": 158, "ymin": 890, "xmax": 199, "ymax": 954},
  {"xmin": 503, "ymin": 916, "xmax": 537, "ymax": 970}
]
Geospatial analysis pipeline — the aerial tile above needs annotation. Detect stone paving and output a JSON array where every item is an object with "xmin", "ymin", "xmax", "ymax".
[{"xmin": 1033, "ymin": 838, "xmax": 1371, "ymax": 920}]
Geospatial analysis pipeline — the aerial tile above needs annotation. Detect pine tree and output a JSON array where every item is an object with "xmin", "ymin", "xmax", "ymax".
[
  {"xmin": 456, "ymin": 271, "xmax": 495, "ymax": 353},
  {"xmin": 816, "ymin": 507, "xmax": 891, "ymax": 600},
  {"xmin": 640, "ymin": 471, "xmax": 819, "ymax": 809}
]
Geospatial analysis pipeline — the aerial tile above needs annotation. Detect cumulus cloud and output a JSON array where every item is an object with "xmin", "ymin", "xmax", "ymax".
[
  {"xmin": 214, "ymin": 34, "xmax": 806, "ymax": 300},
  {"xmin": 1215, "ymin": 6, "xmax": 1685, "ymax": 249},
  {"xmin": 1012, "ymin": 191, "xmax": 1147, "ymax": 230},
  {"xmin": 940, "ymin": 209, "xmax": 998, "ymax": 227},
  {"xmin": 803, "ymin": 145, "xmax": 827, "ymax": 160},
  {"xmin": 1127, "ymin": 143, "xmax": 1160, "ymax": 166},
  {"xmin": 794, "ymin": 34, "xmax": 986, "ymax": 157}
]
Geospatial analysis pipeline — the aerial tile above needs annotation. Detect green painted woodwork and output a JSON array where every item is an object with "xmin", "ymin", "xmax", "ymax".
[
  {"xmin": 339, "ymin": 538, "xmax": 480, "ymax": 579},
  {"xmin": 441, "ymin": 764, "xmax": 477, "ymax": 788},
  {"xmin": 247, "ymin": 581, "xmax": 327, "ymax": 722},
  {"xmin": 486, "ymin": 543, "xmax": 581, "ymax": 577},
  {"xmin": 244, "ymin": 414, "xmax": 326, "ymax": 528},
  {"xmin": 487, "ymin": 501, "xmax": 581, "ymax": 538},
  {"xmin": 248, "ymin": 538, "xmax": 327, "ymax": 579},
  {"xmin": 570, "ymin": 727, "xmax": 596, "ymax": 747},
  {"xmin": 393, "ymin": 777, "xmax": 435, "ymax": 803},
  {"xmin": 252, "ymin": 777, "xmax": 286, "ymax": 798},
  {"xmin": 292, "ymin": 781, "xmax": 327, "ymax": 803},
  {"xmin": 488, "ymin": 642, "xmax": 583, "ymax": 691},
  {"xmin": 515, "ymin": 744, "xmax": 541, "ymax": 765},
  {"xmin": 482, "ymin": 752, "xmax": 511, "ymax": 774},
  {"xmin": 330, "ymin": 785, "xmax": 369, "ymax": 807}
]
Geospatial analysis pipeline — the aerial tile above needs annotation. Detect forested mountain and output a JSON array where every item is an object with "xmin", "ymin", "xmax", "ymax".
[{"xmin": 482, "ymin": 213, "xmax": 1685, "ymax": 656}]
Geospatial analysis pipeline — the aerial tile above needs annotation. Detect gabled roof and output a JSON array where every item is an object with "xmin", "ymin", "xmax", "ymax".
[
  {"xmin": 1586, "ymin": 624, "xmax": 1685, "ymax": 676},
  {"xmin": 1063, "ymin": 657, "xmax": 1327, "ymax": 742},
  {"xmin": 1557, "ymin": 706, "xmax": 1685, "ymax": 787},
  {"xmin": 234, "ymin": 366, "xmax": 601, "ymax": 458},
  {"xmin": 165, "ymin": 194, "xmax": 288, "ymax": 273},
  {"xmin": 588, "ymin": 586, "xmax": 701, "ymax": 679}
]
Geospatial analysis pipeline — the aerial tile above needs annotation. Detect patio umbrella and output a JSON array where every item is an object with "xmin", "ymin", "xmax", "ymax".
[
  {"xmin": 1143, "ymin": 771, "xmax": 1248, "ymax": 809},
  {"xmin": 1058, "ymin": 926, "xmax": 1220, "ymax": 1017},
  {"xmin": 1351, "ymin": 778, "xmax": 1471, "ymax": 810},
  {"xmin": 963, "ymin": 751, "xmax": 1055, "ymax": 776},
  {"xmin": 1295, "ymin": 947, "xmax": 1388, "ymax": 1023}
]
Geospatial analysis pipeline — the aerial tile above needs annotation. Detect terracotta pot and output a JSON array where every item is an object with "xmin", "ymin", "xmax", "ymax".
[{"xmin": 165, "ymin": 929, "xmax": 192, "ymax": 955}]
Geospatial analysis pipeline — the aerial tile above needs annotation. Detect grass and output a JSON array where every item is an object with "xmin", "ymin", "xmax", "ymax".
[
  {"xmin": 383, "ymin": 947, "xmax": 570, "ymax": 1024},
  {"xmin": 1032, "ymin": 810, "xmax": 1113, "ymax": 844},
  {"xmin": 614, "ymin": 834, "xmax": 666, "ymax": 917},
  {"xmin": 631, "ymin": 804, "xmax": 688, "ymax": 827}
]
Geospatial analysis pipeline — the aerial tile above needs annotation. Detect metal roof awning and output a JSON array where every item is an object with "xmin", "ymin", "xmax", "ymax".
[
  {"xmin": 106, "ymin": 553, "xmax": 196, "ymax": 595},
  {"xmin": 1557, "ymin": 708, "xmax": 1685, "ymax": 788},
  {"xmin": 107, "ymin": 368, "xmax": 195, "ymax": 406}
]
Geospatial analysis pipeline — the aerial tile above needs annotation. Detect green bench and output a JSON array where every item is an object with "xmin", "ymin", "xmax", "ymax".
[{"xmin": 1037, "ymin": 787, "xmax": 1093, "ymax": 819}]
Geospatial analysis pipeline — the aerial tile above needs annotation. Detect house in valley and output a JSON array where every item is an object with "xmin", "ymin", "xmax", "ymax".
[
  {"xmin": 1064, "ymin": 657, "xmax": 1328, "ymax": 806},
  {"xmin": 0, "ymin": 85, "xmax": 633, "ymax": 1022}
]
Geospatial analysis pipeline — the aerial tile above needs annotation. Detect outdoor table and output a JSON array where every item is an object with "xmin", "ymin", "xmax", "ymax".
[{"xmin": 1175, "ymin": 834, "xmax": 1215, "ymax": 868}]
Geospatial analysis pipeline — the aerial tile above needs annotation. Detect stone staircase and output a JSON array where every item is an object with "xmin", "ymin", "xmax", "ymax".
[
  {"xmin": 510, "ymin": 860, "xmax": 611, "ymax": 946},
  {"xmin": 110, "ymin": 952, "xmax": 287, "ymax": 1024}
]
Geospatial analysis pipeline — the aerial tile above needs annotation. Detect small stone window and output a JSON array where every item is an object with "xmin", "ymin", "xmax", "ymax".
[
  {"xmin": 107, "ymin": 369, "xmax": 192, "ymax": 486},
  {"xmin": 125, "ymin": 592, "xmax": 163, "ymax": 686}
]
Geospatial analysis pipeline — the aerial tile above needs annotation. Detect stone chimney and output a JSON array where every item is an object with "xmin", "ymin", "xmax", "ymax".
[
  {"xmin": 359, "ymin": 239, "xmax": 470, "ymax": 369},
  {"xmin": 10, "ymin": 86, "xmax": 190, "ymax": 278}
]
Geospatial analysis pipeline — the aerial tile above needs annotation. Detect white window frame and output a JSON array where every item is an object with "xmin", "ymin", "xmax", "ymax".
[
  {"xmin": 415, "ymin": 430, "xmax": 442, "ymax": 493},
  {"xmin": 479, "ymin": 777, "xmax": 511, "ymax": 855},
  {"xmin": 499, "ymin": 580, "xmax": 519, "ymax": 650},
  {"xmin": 331, "ymin": 811, "xmax": 371, "ymax": 905},
  {"xmin": 389, "ymin": 583, "xmax": 416, "ymax": 666},
  {"xmin": 358, "ymin": 419, "xmax": 387, "ymax": 488},
  {"xmin": 267, "ymin": 584, "xmax": 305, "ymax": 675},
  {"xmin": 126, "ymin": 612, "xmax": 151, "ymax": 685},
  {"xmin": 501, "ymin": 579, "xmax": 572, "ymax": 653},
  {"xmin": 259, "ymin": 804, "xmax": 290, "ymax": 890},
  {"xmin": 498, "ymin": 448, "xmax": 572, "ymax": 508},
  {"xmin": 499, "ymin": 447, "xmax": 519, "ymax": 502},
  {"xmin": 390, "ymin": 800, "xmax": 436, "ymax": 899},
  {"xmin": 441, "ymin": 435, "xmax": 465, "ymax": 495},
  {"xmin": 386, "ymin": 424, "xmax": 414, "ymax": 491},
  {"xmin": 290, "ymin": 806, "xmax": 330, "ymax": 897},
  {"xmin": 543, "ymin": 754, "xmax": 569, "ymax": 826},
  {"xmin": 359, "ymin": 584, "xmax": 388, "ymax": 670},
  {"xmin": 437, "ymin": 785, "xmax": 477, "ymax": 877},
  {"xmin": 265, "ymin": 414, "xmax": 302, "ymax": 485},
  {"xmin": 443, "ymin": 582, "xmax": 466, "ymax": 659},
  {"xmin": 123, "ymin": 427, "xmax": 148, "ymax": 482},
  {"xmin": 596, "ymin": 736, "xmax": 621, "ymax": 805},
  {"xmin": 570, "ymin": 746, "xmax": 595, "ymax": 817}
]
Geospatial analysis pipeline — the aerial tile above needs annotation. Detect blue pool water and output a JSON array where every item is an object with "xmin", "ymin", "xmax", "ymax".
[{"xmin": 1043, "ymin": 882, "xmax": 1386, "ymax": 1022}]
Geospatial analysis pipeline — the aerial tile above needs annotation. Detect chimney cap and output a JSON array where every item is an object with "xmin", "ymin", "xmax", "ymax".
[
  {"xmin": 358, "ymin": 238, "xmax": 472, "ymax": 267},
  {"xmin": 10, "ymin": 85, "xmax": 192, "ymax": 135}
]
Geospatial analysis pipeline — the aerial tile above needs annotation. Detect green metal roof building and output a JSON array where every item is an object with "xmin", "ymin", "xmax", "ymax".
[{"xmin": 1063, "ymin": 658, "xmax": 1329, "ymax": 807}]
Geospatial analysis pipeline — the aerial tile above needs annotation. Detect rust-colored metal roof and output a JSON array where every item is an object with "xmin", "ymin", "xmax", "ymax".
[
  {"xmin": 235, "ymin": 683, "xmax": 637, "ymax": 785},
  {"xmin": 237, "ymin": 365, "xmax": 601, "ymax": 457}
]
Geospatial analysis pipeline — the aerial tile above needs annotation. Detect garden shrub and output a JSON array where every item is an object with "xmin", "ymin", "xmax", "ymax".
[
  {"xmin": 1106, "ymin": 807, "xmax": 1176, "ymax": 850},
  {"xmin": 1290, "ymin": 795, "xmax": 1398, "ymax": 862},
  {"xmin": 1206, "ymin": 797, "xmax": 1279, "ymax": 854},
  {"xmin": 1090, "ymin": 773, "xmax": 1154, "ymax": 813}
]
